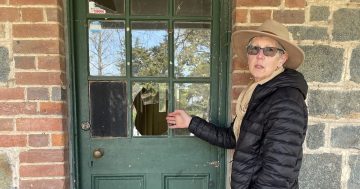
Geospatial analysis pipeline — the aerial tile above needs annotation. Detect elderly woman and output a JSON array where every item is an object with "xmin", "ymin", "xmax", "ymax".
[{"xmin": 166, "ymin": 19, "xmax": 308, "ymax": 189}]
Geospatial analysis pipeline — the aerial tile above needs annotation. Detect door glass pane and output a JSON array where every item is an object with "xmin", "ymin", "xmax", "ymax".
[
  {"xmin": 89, "ymin": 0, "xmax": 125, "ymax": 14},
  {"xmin": 90, "ymin": 81, "xmax": 127, "ymax": 137},
  {"xmin": 132, "ymin": 82, "xmax": 168, "ymax": 136},
  {"xmin": 174, "ymin": 22, "xmax": 211, "ymax": 77},
  {"xmin": 174, "ymin": 0, "xmax": 211, "ymax": 16},
  {"xmin": 131, "ymin": 0, "xmax": 168, "ymax": 15},
  {"xmin": 89, "ymin": 20, "xmax": 126, "ymax": 76},
  {"xmin": 131, "ymin": 22, "xmax": 168, "ymax": 77},
  {"xmin": 174, "ymin": 83, "xmax": 210, "ymax": 136}
]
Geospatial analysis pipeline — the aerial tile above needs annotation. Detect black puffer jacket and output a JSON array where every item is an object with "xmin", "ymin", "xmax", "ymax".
[{"xmin": 188, "ymin": 69, "xmax": 308, "ymax": 189}]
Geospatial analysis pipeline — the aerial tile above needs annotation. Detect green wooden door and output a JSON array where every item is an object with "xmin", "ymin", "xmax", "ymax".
[{"xmin": 70, "ymin": 0, "xmax": 230, "ymax": 188}]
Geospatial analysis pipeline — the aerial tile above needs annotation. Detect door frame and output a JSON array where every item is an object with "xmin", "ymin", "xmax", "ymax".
[{"xmin": 65, "ymin": 0, "xmax": 232, "ymax": 188}]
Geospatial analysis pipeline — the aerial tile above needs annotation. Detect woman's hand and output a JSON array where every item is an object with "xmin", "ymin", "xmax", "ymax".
[{"xmin": 166, "ymin": 110, "xmax": 192, "ymax": 128}]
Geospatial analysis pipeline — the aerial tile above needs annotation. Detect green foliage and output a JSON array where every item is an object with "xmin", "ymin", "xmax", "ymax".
[
  {"xmin": 132, "ymin": 37, "xmax": 168, "ymax": 77},
  {"xmin": 175, "ymin": 28, "xmax": 211, "ymax": 77},
  {"xmin": 176, "ymin": 83, "xmax": 210, "ymax": 120}
]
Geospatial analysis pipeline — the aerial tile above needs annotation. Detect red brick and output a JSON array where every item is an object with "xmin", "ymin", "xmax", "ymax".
[
  {"xmin": 0, "ymin": 0, "xmax": 7, "ymax": 4},
  {"xmin": 29, "ymin": 134, "xmax": 49, "ymax": 147},
  {"xmin": 273, "ymin": 10, "xmax": 305, "ymax": 24},
  {"xmin": 0, "ymin": 119, "xmax": 13, "ymax": 131},
  {"xmin": 46, "ymin": 8, "xmax": 63, "ymax": 23},
  {"xmin": 232, "ymin": 56, "xmax": 248, "ymax": 70},
  {"xmin": 20, "ymin": 164, "xmax": 65, "ymax": 177},
  {"xmin": 285, "ymin": 0, "xmax": 306, "ymax": 8},
  {"xmin": 13, "ymin": 40, "xmax": 64, "ymax": 54},
  {"xmin": 236, "ymin": 0, "xmax": 281, "ymax": 7},
  {"xmin": 21, "ymin": 8, "xmax": 44, "ymax": 22},
  {"xmin": 16, "ymin": 72, "xmax": 62, "ymax": 85},
  {"xmin": 20, "ymin": 179, "xmax": 66, "ymax": 189},
  {"xmin": 38, "ymin": 56, "xmax": 65, "ymax": 71},
  {"xmin": 234, "ymin": 9, "xmax": 247, "ymax": 23},
  {"xmin": 250, "ymin": 10, "xmax": 271, "ymax": 23},
  {"xmin": 231, "ymin": 102, "xmax": 236, "ymax": 116},
  {"xmin": 40, "ymin": 102, "xmax": 65, "ymax": 115},
  {"xmin": 0, "ymin": 103, "xmax": 36, "ymax": 115},
  {"xmin": 13, "ymin": 24, "xmax": 63, "ymax": 38},
  {"xmin": 10, "ymin": 0, "xmax": 60, "ymax": 5},
  {"xmin": 14, "ymin": 56, "xmax": 36, "ymax": 69},
  {"xmin": 16, "ymin": 118, "xmax": 65, "ymax": 131},
  {"xmin": 232, "ymin": 25, "xmax": 258, "ymax": 33},
  {"xmin": 20, "ymin": 149, "xmax": 65, "ymax": 163},
  {"xmin": 232, "ymin": 72, "xmax": 252, "ymax": 85},
  {"xmin": 0, "ymin": 88, "xmax": 24, "ymax": 100},
  {"xmin": 60, "ymin": 72, "xmax": 67, "ymax": 85},
  {"xmin": 0, "ymin": 8, "xmax": 20, "ymax": 22},
  {"xmin": 0, "ymin": 135, "xmax": 27, "ymax": 147},
  {"xmin": 52, "ymin": 133, "xmax": 67, "ymax": 146}
]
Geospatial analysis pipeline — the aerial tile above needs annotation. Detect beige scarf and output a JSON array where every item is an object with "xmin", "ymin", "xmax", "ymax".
[{"xmin": 233, "ymin": 67, "xmax": 285, "ymax": 141}]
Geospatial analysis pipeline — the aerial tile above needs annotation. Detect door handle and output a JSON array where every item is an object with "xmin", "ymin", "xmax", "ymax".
[
  {"xmin": 81, "ymin": 121, "xmax": 91, "ymax": 131},
  {"xmin": 93, "ymin": 148, "xmax": 104, "ymax": 159}
]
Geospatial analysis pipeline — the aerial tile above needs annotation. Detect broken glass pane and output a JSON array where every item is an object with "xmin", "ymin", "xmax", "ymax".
[{"xmin": 132, "ymin": 82, "xmax": 168, "ymax": 136}]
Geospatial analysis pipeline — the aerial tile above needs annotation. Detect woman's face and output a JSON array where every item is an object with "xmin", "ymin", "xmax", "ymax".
[{"xmin": 247, "ymin": 36, "xmax": 288, "ymax": 82}]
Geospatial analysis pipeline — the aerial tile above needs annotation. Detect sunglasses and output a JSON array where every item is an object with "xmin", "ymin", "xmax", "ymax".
[{"xmin": 246, "ymin": 45, "xmax": 285, "ymax": 57}]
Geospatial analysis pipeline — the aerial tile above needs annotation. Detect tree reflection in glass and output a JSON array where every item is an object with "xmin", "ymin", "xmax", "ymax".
[
  {"xmin": 88, "ymin": 20, "xmax": 126, "ymax": 76},
  {"xmin": 174, "ymin": 83, "xmax": 210, "ymax": 135},
  {"xmin": 131, "ymin": 22, "xmax": 168, "ymax": 77},
  {"xmin": 174, "ymin": 22, "xmax": 211, "ymax": 77}
]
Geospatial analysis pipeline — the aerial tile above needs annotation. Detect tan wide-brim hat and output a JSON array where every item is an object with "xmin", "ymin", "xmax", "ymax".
[{"xmin": 232, "ymin": 19, "xmax": 305, "ymax": 69}]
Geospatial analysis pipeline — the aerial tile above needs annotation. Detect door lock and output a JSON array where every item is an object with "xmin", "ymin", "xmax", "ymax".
[
  {"xmin": 93, "ymin": 148, "xmax": 104, "ymax": 159},
  {"xmin": 81, "ymin": 121, "xmax": 91, "ymax": 131}
]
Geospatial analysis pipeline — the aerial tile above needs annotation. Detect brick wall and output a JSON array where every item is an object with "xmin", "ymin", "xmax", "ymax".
[
  {"xmin": 232, "ymin": 0, "xmax": 360, "ymax": 189},
  {"xmin": 0, "ymin": 0, "xmax": 68, "ymax": 189}
]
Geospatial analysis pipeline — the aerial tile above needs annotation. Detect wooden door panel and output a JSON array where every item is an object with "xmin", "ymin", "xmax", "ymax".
[
  {"xmin": 79, "ymin": 138, "xmax": 220, "ymax": 189},
  {"xmin": 165, "ymin": 175, "xmax": 209, "ymax": 189},
  {"xmin": 92, "ymin": 174, "xmax": 210, "ymax": 189},
  {"xmin": 93, "ymin": 175, "xmax": 144, "ymax": 189}
]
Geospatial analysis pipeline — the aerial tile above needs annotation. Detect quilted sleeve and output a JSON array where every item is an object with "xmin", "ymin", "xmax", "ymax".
[{"xmin": 188, "ymin": 116, "xmax": 236, "ymax": 149}]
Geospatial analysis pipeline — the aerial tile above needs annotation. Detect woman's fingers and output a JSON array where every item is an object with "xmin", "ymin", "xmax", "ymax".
[
  {"xmin": 166, "ymin": 113, "xmax": 178, "ymax": 127},
  {"xmin": 166, "ymin": 110, "xmax": 188, "ymax": 128},
  {"xmin": 166, "ymin": 117, "xmax": 176, "ymax": 127}
]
